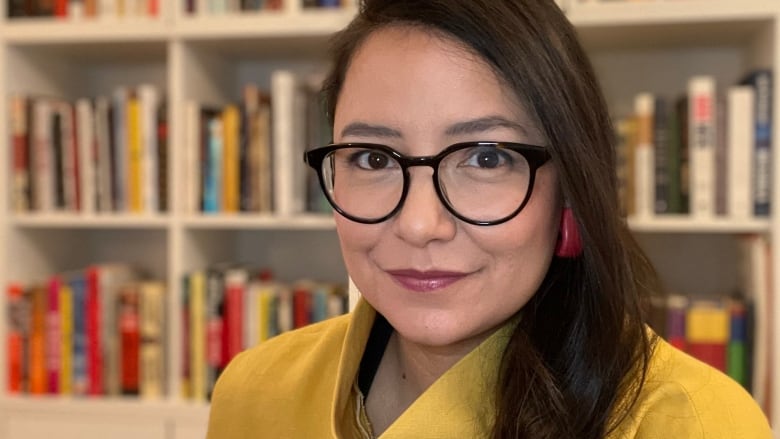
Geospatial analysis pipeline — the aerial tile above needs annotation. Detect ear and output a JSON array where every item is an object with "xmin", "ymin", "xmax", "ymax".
[{"xmin": 554, "ymin": 207, "xmax": 582, "ymax": 258}]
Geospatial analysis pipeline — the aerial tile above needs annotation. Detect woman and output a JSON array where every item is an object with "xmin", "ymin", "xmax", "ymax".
[{"xmin": 206, "ymin": 1, "xmax": 772, "ymax": 437}]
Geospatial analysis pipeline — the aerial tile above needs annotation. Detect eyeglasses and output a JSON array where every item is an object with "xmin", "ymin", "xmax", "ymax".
[{"xmin": 304, "ymin": 141, "xmax": 551, "ymax": 226}]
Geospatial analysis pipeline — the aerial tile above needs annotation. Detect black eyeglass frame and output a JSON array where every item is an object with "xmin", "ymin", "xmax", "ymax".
[{"xmin": 304, "ymin": 141, "xmax": 552, "ymax": 226}]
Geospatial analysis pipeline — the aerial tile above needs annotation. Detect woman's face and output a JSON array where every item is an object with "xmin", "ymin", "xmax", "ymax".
[{"xmin": 333, "ymin": 26, "xmax": 562, "ymax": 352}]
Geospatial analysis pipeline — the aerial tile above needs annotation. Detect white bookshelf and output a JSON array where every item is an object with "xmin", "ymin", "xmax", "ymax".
[{"xmin": 1, "ymin": 2, "xmax": 778, "ymax": 438}]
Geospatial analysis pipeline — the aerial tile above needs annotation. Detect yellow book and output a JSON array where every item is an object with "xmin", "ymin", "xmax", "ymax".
[
  {"xmin": 60, "ymin": 285, "xmax": 73, "ymax": 395},
  {"xmin": 222, "ymin": 105, "xmax": 240, "ymax": 212},
  {"xmin": 686, "ymin": 301, "xmax": 729, "ymax": 344},
  {"xmin": 258, "ymin": 284, "xmax": 276, "ymax": 342},
  {"xmin": 127, "ymin": 93, "xmax": 143, "ymax": 213},
  {"xmin": 190, "ymin": 271, "xmax": 206, "ymax": 402}
]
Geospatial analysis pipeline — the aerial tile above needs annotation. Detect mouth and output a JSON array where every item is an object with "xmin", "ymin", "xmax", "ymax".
[{"xmin": 385, "ymin": 269, "xmax": 469, "ymax": 293}]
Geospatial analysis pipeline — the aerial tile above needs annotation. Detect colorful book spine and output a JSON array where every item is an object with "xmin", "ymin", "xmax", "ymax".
[
  {"xmin": 686, "ymin": 300, "xmax": 729, "ymax": 372},
  {"xmin": 7, "ymin": 284, "xmax": 25, "ymax": 393},
  {"xmin": 727, "ymin": 298, "xmax": 749, "ymax": 388},
  {"xmin": 688, "ymin": 76, "xmax": 717, "ymax": 217},
  {"xmin": 665, "ymin": 294, "xmax": 688, "ymax": 352},
  {"xmin": 46, "ymin": 276, "xmax": 61, "ymax": 394},
  {"xmin": 71, "ymin": 275, "xmax": 88, "ymax": 395},
  {"xmin": 119, "ymin": 284, "xmax": 140, "ymax": 395},
  {"xmin": 140, "ymin": 281, "xmax": 165, "ymax": 399},
  {"xmin": 59, "ymin": 284, "xmax": 74, "ymax": 395},
  {"xmin": 740, "ymin": 69, "xmax": 773, "ymax": 216},
  {"xmin": 222, "ymin": 105, "xmax": 240, "ymax": 212}
]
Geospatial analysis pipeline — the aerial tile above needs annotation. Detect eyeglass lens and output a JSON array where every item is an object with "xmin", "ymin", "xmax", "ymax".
[{"xmin": 321, "ymin": 145, "xmax": 532, "ymax": 223}]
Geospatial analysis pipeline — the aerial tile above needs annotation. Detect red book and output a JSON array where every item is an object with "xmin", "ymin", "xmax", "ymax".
[
  {"xmin": 118, "ymin": 284, "xmax": 140, "ymax": 395},
  {"xmin": 688, "ymin": 343, "xmax": 727, "ymax": 372},
  {"xmin": 54, "ymin": 0, "xmax": 67, "ymax": 17},
  {"xmin": 223, "ymin": 270, "xmax": 246, "ymax": 364},
  {"xmin": 85, "ymin": 266, "xmax": 103, "ymax": 395},
  {"xmin": 46, "ymin": 276, "xmax": 61, "ymax": 394},
  {"xmin": 28, "ymin": 286, "xmax": 47, "ymax": 394},
  {"xmin": 293, "ymin": 286, "xmax": 311, "ymax": 329}
]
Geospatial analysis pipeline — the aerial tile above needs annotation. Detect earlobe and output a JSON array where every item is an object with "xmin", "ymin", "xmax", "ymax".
[{"xmin": 554, "ymin": 207, "xmax": 583, "ymax": 258}]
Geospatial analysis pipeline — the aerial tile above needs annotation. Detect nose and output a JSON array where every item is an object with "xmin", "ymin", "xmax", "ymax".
[{"xmin": 392, "ymin": 167, "xmax": 457, "ymax": 247}]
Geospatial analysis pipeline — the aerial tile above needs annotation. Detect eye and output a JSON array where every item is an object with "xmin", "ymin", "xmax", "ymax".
[
  {"xmin": 462, "ymin": 147, "xmax": 513, "ymax": 169},
  {"xmin": 350, "ymin": 149, "xmax": 396, "ymax": 170}
]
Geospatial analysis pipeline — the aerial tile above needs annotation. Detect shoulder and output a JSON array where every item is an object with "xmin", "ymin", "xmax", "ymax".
[
  {"xmin": 206, "ymin": 313, "xmax": 352, "ymax": 438},
  {"xmin": 612, "ymin": 335, "xmax": 772, "ymax": 438},
  {"xmin": 215, "ymin": 312, "xmax": 351, "ymax": 393}
]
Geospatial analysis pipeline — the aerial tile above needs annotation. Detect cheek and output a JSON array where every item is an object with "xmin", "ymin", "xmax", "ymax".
[{"xmin": 334, "ymin": 216, "xmax": 380, "ymax": 269}]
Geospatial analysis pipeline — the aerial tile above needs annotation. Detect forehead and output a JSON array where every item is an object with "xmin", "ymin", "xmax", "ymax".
[{"xmin": 335, "ymin": 26, "xmax": 541, "ymax": 141}]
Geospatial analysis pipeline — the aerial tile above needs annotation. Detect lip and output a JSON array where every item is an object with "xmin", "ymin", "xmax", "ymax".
[{"xmin": 386, "ymin": 269, "xmax": 469, "ymax": 292}]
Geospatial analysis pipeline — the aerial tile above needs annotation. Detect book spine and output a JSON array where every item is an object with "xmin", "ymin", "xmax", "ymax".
[
  {"xmin": 71, "ymin": 276, "xmax": 88, "ymax": 395},
  {"xmin": 222, "ymin": 105, "xmax": 241, "ymax": 212},
  {"xmin": 140, "ymin": 282, "xmax": 165, "ymax": 399},
  {"xmin": 189, "ymin": 271, "xmax": 207, "ymax": 402},
  {"xmin": 46, "ymin": 276, "xmax": 61, "ymax": 394},
  {"xmin": 127, "ymin": 91, "xmax": 144, "ymax": 213},
  {"xmin": 686, "ymin": 299, "xmax": 729, "ymax": 372},
  {"xmin": 224, "ymin": 269, "xmax": 247, "ymax": 361},
  {"xmin": 59, "ymin": 284, "xmax": 73, "ymax": 395},
  {"xmin": 86, "ymin": 266, "xmax": 102, "ymax": 395},
  {"xmin": 727, "ymin": 297, "xmax": 749, "ymax": 389},
  {"xmin": 76, "ymin": 98, "xmax": 96, "ymax": 214},
  {"xmin": 741, "ymin": 70, "xmax": 773, "ymax": 216},
  {"xmin": 112, "ymin": 87, "xmax": 128, "ymax": 212},
  {"xmin": 11, "ymin": 95, "xmax": 31, "ymax": 212},
  {"xmin": 271, "ymin": 70, "xmax": 305, "ymax": 215},
  {"xmin": 7, "ymin": 284, "xmax": 25, "ymax": 393},
  {"xmin": 653, "ymin": 96, "xmax": 669, "ymax": 214},
  {"xmin": 633, "ymin": 93, "xmax": 654, "ymax": 218},
  {"xmin": 203, "ymin": 116, "xmax": 223, "ymax": 213},
  {"xmin": 29, "ymin": 286, "xmax": 47, "ymax": 394},
  {"xmin": 727, "ymin": 86, "xmax": 755, "ymax": 219},
  {"xmin": 688, "ymin": 76, "xmax": 717, "ymax": 217},
  {"xmin": 119, "ymin": 284, "xmax": 140, "ymax": 395},
  {"xmin": 139, "ymin": 84, "xmax": 159, "ymax": 213},
  {"xmin": 666, "ymin": 294, "xmax": 688, "ymax": 352}
]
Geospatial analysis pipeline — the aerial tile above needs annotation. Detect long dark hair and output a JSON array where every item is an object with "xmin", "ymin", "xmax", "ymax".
[{"xmin": 322, "ymin": 1, "xmax": 660, "ymax": 437}]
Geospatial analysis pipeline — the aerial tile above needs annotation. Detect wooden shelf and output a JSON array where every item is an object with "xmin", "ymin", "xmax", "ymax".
[
  {"xmin": 182, "ymin": 213, "xmax": 335, "ymax": 230},
  {"xmin": 627, "ymin": 215, "xmax": 771, "ymax": 233},
  {"xmin": 10, "ymin": 214, "xmax": 171, "ymax": 229}
]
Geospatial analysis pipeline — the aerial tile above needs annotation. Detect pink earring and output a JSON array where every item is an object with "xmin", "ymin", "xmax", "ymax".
[{"xmin": 554, "ymin": 207, "xmax": 583, "ymax": 258}]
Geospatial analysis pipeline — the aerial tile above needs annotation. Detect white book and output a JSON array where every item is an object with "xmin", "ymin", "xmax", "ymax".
[
  {"xmin": 184, "ymin": 100, "xmax": 201, "ymax": 214},
  {"xmin": 271, "ymin": 70, "xmax": 306, "ymax": 216},
  {"xmin": 633, "ymin": 93, "xmax": 655, "ymax": 219},
  {"xmin": 727, "ymin": 86, "xmax": 755, "ymax": 219},
  {"xmin": 76, "ymin": 98, "xmax": 96, "ymax": 214},
  {"xmin": 138, "ymin": 84, "xmax": 159, "ymax": 213},
  {"xmin": 245, "ymin": 281, "xmax": 260, "ymax": 350},
  {"xmin": 94, "ymin": 97, "xmax": 114, "ymax": 212},
  {"xmin": 33, "ymin": 98, "xmax": 54, "ymax": 212},
  {"xmin": 688, "ymin": 75, "xmax": 717, "ymax": 217}
]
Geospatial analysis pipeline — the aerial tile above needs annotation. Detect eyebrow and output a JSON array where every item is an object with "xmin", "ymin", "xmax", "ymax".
[
  {"xmin": 339, "ymin": 116, "xmax": 530, "ymax": 140},
  {"xmin": 340, "ymin": 122, "xmax": 403, "ymax": 139},
  {"xmin": 444, "ymin": 116, "xmax": 529, "ymax": 137}
]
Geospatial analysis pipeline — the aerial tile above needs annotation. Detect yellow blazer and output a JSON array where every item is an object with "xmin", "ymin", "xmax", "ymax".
[{"xmin": 206, "ymin": 299, "xmax": 772, "ymax": 438}]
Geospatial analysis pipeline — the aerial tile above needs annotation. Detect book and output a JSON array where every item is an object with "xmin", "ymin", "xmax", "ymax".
[
  {"xmin": 10, "ymin": 95, "xmax": 31, "ymax": 212},
  {"xmin": 633, "ymin": 93, "xmax": 654, "ymax": 218},
  {"xmin": 140, "ymin": 281, "xmax": 165, "ymax": 399},
  {"xmin": 726, "ymin": 86, "xmax": 755, "ymax": 219},
  {"xmin": 740, "ymin": 69, "xmax": 773, "ymax": 217},
  {"xmin": 118, "ymin": 283, "xmax": 140, "ymax": 395},
  {"xmin": 7, "ymin": 284, "xmax": 26, "ymax": 393},
  {"xmin": 688, "ymin": 76, "xmax": 717, "ymax": 217},
  {"xmin": 686, "ymin": 298, "xmax": 729, "ymax": 372},
  {"xmin": 271, "ymin": 70, "xmax": 307, "ymax": 216}
]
